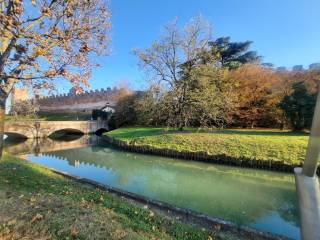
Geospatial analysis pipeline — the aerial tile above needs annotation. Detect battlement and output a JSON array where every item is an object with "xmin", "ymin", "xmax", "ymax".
[
  {"xmin": 38, "ymin": 87, "xmax": 121, "ymax": 113},
  {"xmin": 39, "ymin": 87, "xmax": 117, "ymax": 100}
]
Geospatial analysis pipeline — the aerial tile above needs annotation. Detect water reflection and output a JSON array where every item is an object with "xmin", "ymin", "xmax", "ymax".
[
  {"xmin": 5, "ymin": 135, "xmax": 300, "ymax": 239},
  {"xmin": 4, "ymin": 134, "xmax": 98, "ymax": 155}
]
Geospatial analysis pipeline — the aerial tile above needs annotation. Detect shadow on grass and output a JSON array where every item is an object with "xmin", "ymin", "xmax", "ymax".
[
  {"xmin": 209, "ymin": 129, "xmax": 309, "ymax": 137},
  {"xmin": 0, "ymin": 157, "xmax": 73, "ymax": 194},
  {"xmin": 107, "ymin": 127, "xmax": 171, "ymax": 139}
]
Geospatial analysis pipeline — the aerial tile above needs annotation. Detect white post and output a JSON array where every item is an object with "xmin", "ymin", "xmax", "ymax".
[
  {"xmin": 302, "ymin": 91, "xmax": 320, "ymax": 177},
  {"xmin": 294, "ymin": 89, "xmax": 320, "ymax": 240}
]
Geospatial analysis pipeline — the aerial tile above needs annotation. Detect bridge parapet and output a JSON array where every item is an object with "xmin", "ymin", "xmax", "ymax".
[{"xmin": 4, "ymin": 120, "xmax": 108, "ymax": 138}]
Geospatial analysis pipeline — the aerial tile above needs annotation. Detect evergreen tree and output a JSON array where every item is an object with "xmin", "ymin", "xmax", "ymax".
[
  {"xmin": 280, "ymin": 82, "xmax": 316, "ymax": 130},
  {"xmin": 206, "ymin": 37, "xmax": 261, "ymax": 69}
]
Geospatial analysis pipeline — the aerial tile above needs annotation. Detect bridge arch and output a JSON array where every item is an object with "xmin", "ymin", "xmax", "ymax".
[
  {"xmin": 48, "ymin": 128, "xmax": 85, "ymax": 139},
  {"xmin": 4, "ymin": 132, "xmax": 28, "ymax": 140},
  {"xmin": 94, "ymin": 128, "xmax": 108, "ymax": 136}
]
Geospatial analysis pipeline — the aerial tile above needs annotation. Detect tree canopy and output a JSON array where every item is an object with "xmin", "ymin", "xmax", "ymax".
[
  {"xmin": 0, "ymin": 0, "xmax": 111, "ymax": 99},
  {"xmin": 0, "ymin": 0, "xmax": 111, "ymax": 158},
  {"xmin": 118, "ymin": 16, "xmax": 320, "ymax": 131},
  {"xmin": 134, "ymin": 16, "xmax": 264, "ymax": 130}
]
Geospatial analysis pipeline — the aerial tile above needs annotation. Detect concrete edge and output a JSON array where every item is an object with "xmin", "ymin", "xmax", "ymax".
[{"xmin": 24, "ymin": 158, "xmax": 291, "ymax": 240}]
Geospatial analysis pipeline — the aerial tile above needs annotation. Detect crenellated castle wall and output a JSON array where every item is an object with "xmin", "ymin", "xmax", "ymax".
[{"xmin": 38, "ymin": 87, "xmax": 121, "ymax": 113}]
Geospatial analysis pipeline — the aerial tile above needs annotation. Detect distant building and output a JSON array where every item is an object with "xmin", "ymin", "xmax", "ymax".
[
  {"xmin": 262, "ymin": 63, "xmax": 274, "ymax": 68},
  {"xmin": 10, "ymin": 87, "xmax": 29, "ymax": 112},
  {"xmin": 276, "ymin": 66, "xmax": 287, "ymax": 72},
  {"xmin": 292, "ymin": 65, "xmax": 304, "ymax": 71},
  {"xmin": 309, "ymin": 63, "xmax": 320, "ymax": 70},
  {"xmin": 11, "ymin": 88, "xmax": 29, "ymax": 104}
]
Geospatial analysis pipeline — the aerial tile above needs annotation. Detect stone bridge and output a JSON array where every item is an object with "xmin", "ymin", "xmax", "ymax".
[{"xmin": 4, "ymin": 121, "xmax": 108, "ymax": 138}]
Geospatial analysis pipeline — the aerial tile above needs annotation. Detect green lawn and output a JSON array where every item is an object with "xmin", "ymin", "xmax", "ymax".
[
  {"xmin": 5, "ymin": 112, "xmax": 91, "ymax": 122},
  {"xmin": 106, "ymin": 127, "xmax": 309, "ymax": 165},
  {"xmin": 0, "ymin": 154, "xmax": 249, "ymax": 240}
]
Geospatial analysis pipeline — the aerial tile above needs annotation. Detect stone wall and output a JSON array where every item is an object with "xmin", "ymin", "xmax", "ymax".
[
  {"xmin": 38, "ymin": 87, "xmax": 120, "ymax": 113},
  {"xmin": 11, "ymin": 88, "xmax": 29, "ymax": 107}
]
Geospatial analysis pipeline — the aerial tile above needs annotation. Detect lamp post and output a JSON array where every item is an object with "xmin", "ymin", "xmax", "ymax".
[{"xmin": 294, "ymin": 89, "xmax": 320, "ymax": 240}]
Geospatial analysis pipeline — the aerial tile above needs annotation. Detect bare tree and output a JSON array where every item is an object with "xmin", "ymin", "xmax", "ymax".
[
  {"xmin": 134, "ymin": 15, "xmax": 212, "ymax": 130},
  {"xmin": 0, "ymin": 0, "xmax": 111, "ymax": 158}
]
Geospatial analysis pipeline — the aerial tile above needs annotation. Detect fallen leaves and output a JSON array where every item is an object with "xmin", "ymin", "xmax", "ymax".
[
  {"xmin": 213, "ymin": 224, "xmax": 221, "ymax": 231},
  {"xmin": 31, "ymin": 213, "xmax": 43, "ymax": 223},
  {"xmin": 7, "ymin": 219, "xmax": 17, "ymax": 226},
  {"xmin": 149, "ymin": 211, "xmax": 154, "ymax": 218},
  {"xmin": 71, "ymin": 228, "xmax": 79, "ymax": 238}
]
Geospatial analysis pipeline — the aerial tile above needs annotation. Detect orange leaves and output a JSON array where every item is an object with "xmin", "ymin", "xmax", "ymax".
[
  {"xmin": 50, "ymin": 27, "xmax": 62, "ymax": 36},
  {"xmin": 0, "ymin": 15, "xmax": 14, "ymax": 30},
  {"xmin": 230, "ymin": 64, "xmax": 276, "ymax": 105},
  {"xmin": 71, "ymin": 228, "xmax": 79, "ymax": 238},
  {"xmin": 32, "ymin": 34, "xmax": 42, "ymax": 42},
  {"xmin": 42, "ymin": 83, "xmax": 51, "ymax": 90},
  {"xmin": 1, "ymin": 0, "xmax": 111, "ymax": 98},
  {"xmin": 45, "ymin": 69, "xmax": 56, "ymax": 77},
  {"xmin": 65, "ymin": 6, "xmax": 73, "ymax": 18},
  {"xmin": 41, "ymin": 7, "xmax": 53, "ymax": 19},
  {"xmin": 31, "ymin": 213, "xmax": 43, "ymax": 223},
  {"xmin": 33, "ymin": 46, "xmax": 47, "ymax": 57}
]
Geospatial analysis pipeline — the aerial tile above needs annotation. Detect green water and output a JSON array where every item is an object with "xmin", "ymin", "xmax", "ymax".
[{"xmin": 5, "ymin": 135, "xmax": 300, "ymax": 239}]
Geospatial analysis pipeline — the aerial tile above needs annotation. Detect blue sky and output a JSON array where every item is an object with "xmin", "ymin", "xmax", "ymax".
[{"xmin": 58, "ymin": 0, "xmax": 320, "ymax": 92}]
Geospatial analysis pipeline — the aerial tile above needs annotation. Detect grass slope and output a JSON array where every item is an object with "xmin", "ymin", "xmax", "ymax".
[
  {"xmin": 0, "ymin": 154, "xmax": 249, "ymax": 240},
  {"xmin": 106, "ymin": 127, "xmax": 309, "ymax": 165}
]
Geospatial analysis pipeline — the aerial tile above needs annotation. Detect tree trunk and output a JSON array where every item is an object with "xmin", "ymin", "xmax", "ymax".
[{"xmin": 0, "ymin": 97, "xmax": 6, "ymax": 159}]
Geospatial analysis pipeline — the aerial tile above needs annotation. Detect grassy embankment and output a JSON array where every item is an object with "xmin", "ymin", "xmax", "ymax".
[
  {"xmin": 5, "ymin": 112, "xmax": 91, "ymax": 122},
  {"xmin": 0, "ymin": 154, "xmax": 250, "ymax": 240},
  {"xmin": 106, "ymin": 127, "xmax": 309, "ymax": 165}
]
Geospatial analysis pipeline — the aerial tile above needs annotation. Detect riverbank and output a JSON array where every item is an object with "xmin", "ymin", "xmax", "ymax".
[
  {"xmin": 105, "ymin": 127, "xmax": 311, "ymax": 173},
  {"xmin": 0, "ymin": 154, "xmax": 261, "ymax": 240}
]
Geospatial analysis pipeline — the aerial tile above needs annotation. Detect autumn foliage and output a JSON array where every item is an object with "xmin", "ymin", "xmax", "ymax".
[
  {"xmin": 122, "ymin": 17, "xmax": 319, "ymax": 130},
  {"xmin": 0, "ymin": 0, "xmax": 111, "ymax": 157},
  {"xmin": 0, "ymin": 0, "xmax": 111, "ymax": 96}
]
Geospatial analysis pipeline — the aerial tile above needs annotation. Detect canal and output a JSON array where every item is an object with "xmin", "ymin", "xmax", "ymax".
[{"xmin": 4, "ymin": 134, "xmax": 300, "ymax": 239}]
